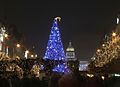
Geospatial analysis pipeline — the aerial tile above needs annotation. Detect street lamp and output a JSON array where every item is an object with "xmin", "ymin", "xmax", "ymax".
[
  {"xmin": 16, "ymin": 43, "xmax": 22, "ymax": 59},
  {"xmin": 4, "ymin": 33, "xmax": 9, "ymax": 57},
  {"xmin": 25, "ymin": 50, "xmax": 29, "ymax": 59}
]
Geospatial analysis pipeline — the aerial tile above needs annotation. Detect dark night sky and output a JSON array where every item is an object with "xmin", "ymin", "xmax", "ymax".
[{"xmin": 0, "ymin": 0, "xmax": 120, "ymax": 60}]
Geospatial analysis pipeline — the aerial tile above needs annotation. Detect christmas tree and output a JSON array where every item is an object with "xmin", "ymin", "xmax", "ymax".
[
  {"xmin": 93, "ymin": 16, "xmax": 120, "ymax": 67},
  {"xmin": 44, "ymin": 17, "xmax": 65, "ymax": 61}
]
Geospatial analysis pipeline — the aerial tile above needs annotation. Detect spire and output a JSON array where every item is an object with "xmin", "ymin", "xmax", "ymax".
[
  {"xmin": 66, "ymin": 41, "xmax": 74, "ymax": 51},
  {"xmin": 69, "ymin": 41, "xmax": 72, "ymax": 47}
]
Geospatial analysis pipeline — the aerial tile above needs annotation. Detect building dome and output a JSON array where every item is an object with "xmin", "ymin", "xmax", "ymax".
[{"xmin": 66, "ymin": 42, "xmax": 75, "ymax": 51}]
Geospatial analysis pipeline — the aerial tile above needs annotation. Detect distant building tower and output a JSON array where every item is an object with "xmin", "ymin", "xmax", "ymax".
[
  {"xmin": 66, "ymin": 42, "xmax": 76, "ymax": 61},
  {"xmin": 66, "ymin": 42, "xmax": 78, "ymax": 72}
]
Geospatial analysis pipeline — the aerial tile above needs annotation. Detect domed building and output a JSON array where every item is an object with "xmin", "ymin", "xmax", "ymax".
[
  {"xmin": 65, "ymin": 42, "xmax": 79, "ymax": 71},
  {"xmin": 66, "ymin": 42, "xmax": 77, "ymax": 61}
]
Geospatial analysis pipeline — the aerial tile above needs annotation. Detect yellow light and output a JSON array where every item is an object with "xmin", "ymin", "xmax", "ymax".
[
  {"xmin": 25, "ymin": 50, "xmax": 29, "ymax": 58},
  {"xmin": 31, "ymin": 55, "xmax": 34, "ymax": 58},
  {"xmin": 16, "ymin": 44, "xmax": 20, "ymax": 48},
  {"xmin": 66, "ymin": 48, "xmax": 74, "ymax": 51},
  {"xmin": 117, "ymin": 17, "xmax": 119, "ymax": 24},
  {"xmin": 97, "ymin": 49, "xmax": 100, "ymax": 52},
  {"xmin": 86, "ymin": 74, "xmax": 94, "ymax": 78},
  {"xmin": 112, "ymin": 32, "xmax": 117, "ymax": 37},
  {"xmin": 101, "ymin": 76, "xmax": 105, "ymax": 80},
  {"xmin": 102, "ymin": 44, "xmax": 105, "ymax": 47},
  {"xmin": 25, "ymin": 50, "xmax": 29, "ymax": 54},
  {"xmin": 4, "ymin": 34, "xmax": 8, "ymax": 38}
]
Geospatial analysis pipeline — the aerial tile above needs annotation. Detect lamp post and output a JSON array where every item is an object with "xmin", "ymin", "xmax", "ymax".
[
  {"xmin": 4, "ymin": 33, "xmax": 8, "ymax": 57},
  {"xmin": 16, "ymin": 43, "xmax": 21, "ymax": 59},
  {"xmin": 25, "ymin": 50, "xmax": 29, "ymax": 59}
]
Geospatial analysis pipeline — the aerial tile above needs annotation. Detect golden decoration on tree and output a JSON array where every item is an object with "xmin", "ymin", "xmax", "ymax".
[
  {"xmin": 30, "ymin": 64, "xmax": 41, "ymax": 78},
  {"xmin": 93, "ymin": 31, "xmax": 120, "ymax": 67}
]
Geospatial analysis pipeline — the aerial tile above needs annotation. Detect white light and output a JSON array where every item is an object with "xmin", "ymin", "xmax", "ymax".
[
  {"xmin": 102, "ymin": 44, "xmax": 105, "ymax": 47},
  {"xmin": 114, "ymin": 74, "xmax": 120, "ymax": 77},
  {"xmin": 37, "ymin": 71, "xmax": 39, "ymax": 74},
  {"xmin": 112, "ymin": 32, "xmax": 117, "ymax": 37},
  {"xmin": 91, "ymin": 57, "xmax": 95, "ymax": 60},
  {"xmin": 31, "ymin": 55, "xmax": 34, "ymax": 58},
  {"xmin": 16, "ymin": 44, "xmax": 20, "ymax": 48},
  {"xmin": 101, "ymin": 76, "xmax": 105, "ymax": 80},
  {"xmin": 55, "ymin": 27, "xmax": 58, "ymax": 30},
  {"xmin": 26, "ymin": 50, "xmax": 29, "ymax": 54},
  {"xmin": 97, "ymin": 49, "xmax": 100, "ymax": 52},
  {"xmin": 117, "ymin": 17, "xmax": 119, "ymax": 24},
  {"xmin": 58, "ymin": 65, "xmax": 60, "ymax": 67},
  {"xmin": 35, "ymin": 54, "xmax": 37, "ymax": 58},
  {"xmin": 4, "ymin": 34, "xmax": 8, "ymax": 38},
  {"xmin": 86, "ymin": 74, "xmax": 94, "ymax": 78},
  {"xmin": 25, "ymin": 50, "xmax": 29, "ymax": 58}
]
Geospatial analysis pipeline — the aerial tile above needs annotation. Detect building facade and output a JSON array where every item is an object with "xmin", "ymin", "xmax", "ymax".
[
  {"xmin": 66, "ymin": 42, "xmax": 78, "ymax": 71},
  {"xmin": 79, "ymin": 61, "xmax": 89, "ymax": 71}
]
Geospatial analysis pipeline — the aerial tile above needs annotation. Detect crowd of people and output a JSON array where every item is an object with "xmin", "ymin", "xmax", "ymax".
[{"xmin": 0, "ymin": 71, "xmax": 120, "ymax": 87}]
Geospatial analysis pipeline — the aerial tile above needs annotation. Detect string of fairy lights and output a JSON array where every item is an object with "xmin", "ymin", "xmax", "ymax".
[
  {"xmin": 0, "ymin": 23, "xmax": 40, "ymax": 79},
  {"xmin": 93, "ymin": 17, "xmax": 120, "ymax": 67}
]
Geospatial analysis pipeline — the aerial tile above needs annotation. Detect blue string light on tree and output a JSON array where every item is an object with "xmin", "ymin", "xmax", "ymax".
[
  {"xmin": 44, "ymin": 17, "xmax": 65, "ymax": 61},
  {"xmin": 52, "ymin": 64, "xmax": 70, "ymax": 73}
]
